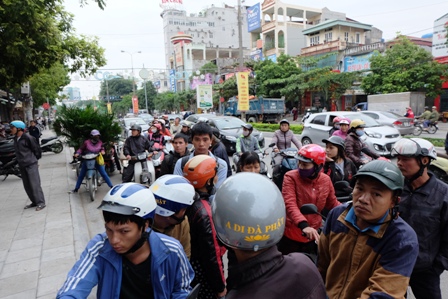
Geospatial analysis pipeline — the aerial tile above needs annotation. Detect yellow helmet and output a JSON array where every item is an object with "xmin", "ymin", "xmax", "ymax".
[{"xmin": 350, "ymin": 119, "xmax": 366, "ymax": 129}]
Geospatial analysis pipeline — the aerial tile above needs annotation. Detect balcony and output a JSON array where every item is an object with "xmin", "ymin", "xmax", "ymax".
[
  {"xmin": 262, "ymin": 22, "xmax": 275, "ymax": 32},
  {"xmin": 301, "ymin": 40, "xmax": 348, "ymax": 56}
]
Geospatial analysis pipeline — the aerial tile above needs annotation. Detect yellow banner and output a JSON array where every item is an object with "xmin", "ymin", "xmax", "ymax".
[
  {"xmin": 237, "ymin": 72, "xmax": 249, "ymax": 111},
  {"xmin": 107, "ymin": 102, "xmax": 112, "ymax": 115}
]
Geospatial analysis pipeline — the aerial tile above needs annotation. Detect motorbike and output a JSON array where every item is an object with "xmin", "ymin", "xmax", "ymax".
[
  {"xmin": 300, "ymin": 203, "xmax": 327, "ymax": 264},
  {"xmin": 151, "ymin": 143, "xmax": 165, "ymax": 179},
  {"xmin": 73, "ymin": 153, "xmax": 101, "ymax": 201},
  {"xmin": 0, "ymin": 140, "xmax": 21, "ymax": 180},
  {"xmin": 333, "ymin": 181, "xmax": 352, "ymax": 203},
  {"xmin": 429, "ymin": 157, "xmax": 448, "ymax": 184},
  {"xmin": 163, "ymin": 136, "xmax": 174, "ymax": 155},
  {"xmin": 271, "ymin": 144, "xmax": 300, "ymax": 191},
  {"xmin": 40, "ymin": 136, "xmax": 63, "ymax": 154},
  {"xmin": 413, "ymin": 119, "xmax": 438, "ymax": 136},
  {"xmin": 128, "ymin": 151, "xmax": 156, "ymax": 186}
]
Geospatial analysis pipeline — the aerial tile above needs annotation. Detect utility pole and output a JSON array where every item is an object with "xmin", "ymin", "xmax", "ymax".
[{"xmin": 237, "ymin": 0, "xmax": 246, "ymax": 122}]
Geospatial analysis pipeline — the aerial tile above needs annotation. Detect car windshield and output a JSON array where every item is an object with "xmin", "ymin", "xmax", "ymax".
[
  {"xmin": 139, "ymin": 114, "xmax": 153, "ymax": 121},
  {"xmin": 341, "ymin": 113, "xmax": 380, "ymax": 127},
  {"xmin": 214, "ymin": 117, "xmax": 245, "ymax": 130},
  {"xmin": 124, "ymin": 118, "xmax": 146, "ymax": 126}
]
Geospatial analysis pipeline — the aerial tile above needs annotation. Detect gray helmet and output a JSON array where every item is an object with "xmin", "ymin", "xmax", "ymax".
[
  {"xmin": 212, "ymin": 173, "xmax": 285, "ymax": 251},
  {"xmin": 391, "ymin": 138, "xmax": 437, "ymax": 160},
  {"xmin": 322, "ymin": 135, "xmax": 345, "ymax": 150},
  {"xmin": 130, "ymin": 124, "xmax": 142, "ymax": 132},
  {"xmin": 279, "ymin": 119, "xmax": 290, "ymax": 125},
  {"xmin": 241, "ymin": 123, "xmax": 253, "ymax": 130},
  {"xmin": 352, "ymin": 160, "xmax": 404, "ymax": 195}
]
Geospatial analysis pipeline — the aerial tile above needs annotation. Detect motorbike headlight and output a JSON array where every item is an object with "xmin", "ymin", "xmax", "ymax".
[
  {"xmin": 365, "ymin": 131, "xmax": 382, "ymax": 138},
  {"xmin": 225, "ymin": 135, "xmax": 237, "ymax": 142}
]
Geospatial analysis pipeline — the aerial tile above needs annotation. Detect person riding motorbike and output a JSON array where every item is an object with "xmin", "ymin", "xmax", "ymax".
[
  {"xmin": 122, "ymin": 124, "xmax": 152, "ymax": 183},
  {"xmin": 271, "ymin": 119, "xmax": 302, "ymax": 182},
  {"xmin": 404, "ymin": 107, "xmax": 415, "ymax": 119},
  {"xmin": 322, "ymin": 136, "xmax": 357, "ymax": 199},
  {"xmin": 331, "ymin": 118, "xmax": 350, "ymax": 140},
  {"xmin": 72, "ymin": 130, "xmax": 113, "ymax": 193},
  {"xmin": 233, "ymin": 124, "xmax": 261, "ymax": 166},
  {"xmin": 328, "ymin": 116, "xmax": 342, "ymax": 136},
  {"xmin": 345, "ymin": 119, "xmax": 379, "ymax": 168},
  {"xmin": 210, "ymin": 127, "xmax": 232, "ymax": 178},
  {"xmin": 147, "ymin": 123, "xmax": 164, "ymax": 149},
  {"xmin": 426, "ymin": 106, "xmax": 440, "ymax": 130},
  {"xmin": 236, "ymin": 151, "xmax": 261, "ymax": 173},
  {"xmin": 180, "ymin": 121, "xmax": 192, "ymax": 143},
  {"xmin": 416, "ymin": 106, "xmax": 431, "ymax": 128},
  {"xmin": 278, "ymin": 144, "xmax": 340, "ymax": 255}
]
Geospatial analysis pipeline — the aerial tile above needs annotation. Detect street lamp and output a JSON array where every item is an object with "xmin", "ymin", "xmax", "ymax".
[{"xmin": 120, "ymin": 50, "xmax": 142, "ymax": 95}]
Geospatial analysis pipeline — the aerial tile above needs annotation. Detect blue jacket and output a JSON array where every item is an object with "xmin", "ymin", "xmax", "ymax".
[{"xmin": 57, "ymin": 231, "xmax": 194, "ymax": 299}]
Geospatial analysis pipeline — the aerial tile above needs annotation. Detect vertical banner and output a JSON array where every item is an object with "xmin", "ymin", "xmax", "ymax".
[
  {"xmin": 237, "ymin": 72, "xmax": 250, "ymax": 111},
  {"xmin": 196, "ymin": 84, "xmax": 213, "ymax": 109},
  {"xmin": 169, "ymin": 69, "xmax": 177, "ymax": 92},
  {"xmin": 107, "ymin": 102, "xmax": 112, "ymax": 115},
  {"xmin": 132, "ymin": 96, "xmax": 139, "ymax": 114},
  {"xmin": 247, "ymin": 3, "xmax": 261, "ymax": 32}
]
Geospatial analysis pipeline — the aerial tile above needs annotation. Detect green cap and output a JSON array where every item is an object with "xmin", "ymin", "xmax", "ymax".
[{"xmin": 352, "ymin": 160, "xmax": 404, "ymax": 194}]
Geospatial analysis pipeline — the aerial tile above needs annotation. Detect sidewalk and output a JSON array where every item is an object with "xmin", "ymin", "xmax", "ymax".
[{"xmin": 0, "ymin": 129, "xmax": 122, "ymax": 299}]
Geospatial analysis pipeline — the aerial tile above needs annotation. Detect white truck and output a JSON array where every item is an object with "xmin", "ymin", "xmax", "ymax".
[{"xmin": 367, "ymin": 92, "xmax": 426, "ymax": 115}]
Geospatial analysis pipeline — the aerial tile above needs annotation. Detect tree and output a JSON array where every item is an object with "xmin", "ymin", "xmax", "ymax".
[
  {"xmin": 99, "ymin": 77, "xmax": 134, "ymax": 99},
  {"xmin": 53, "ymin": 105, "xmax": 121, "ymax": 149},
  {"xmin": 29, "ymin": 62, "xmax": 71, "ymax": 107},
  {"xmin": 112, "ymin": 95, "xmax": 132, "ymax": 116},
  {"xmin": 199, "ymin": 62, "xmax": 218, "ymax": 74},
  {"xmin": 361, "ymin": 36, "xmax": 448, "ymax": 97},
  {"xmin": 136, "ymin": 81, "xmax": 158, "ymax": 111}
]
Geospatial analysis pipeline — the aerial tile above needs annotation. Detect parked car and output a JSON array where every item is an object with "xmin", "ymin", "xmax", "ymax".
[
  {"xmin": 138, "ymin": 113, "xmax": 154, "ymax": 124},
  {"xmin": 121, "ymin": 117, "xmax": 150, "ymax": 138},
  {"xmin": 361, "ymin": 111, "xmax": 414, "ymax": 136},
  {"xmin": 185, "ymin": 114, "xmax": 265, "ymax": 154},
  {"xmin": 300, "ymin": 112, "xmax": 402, "ymax": 156}
]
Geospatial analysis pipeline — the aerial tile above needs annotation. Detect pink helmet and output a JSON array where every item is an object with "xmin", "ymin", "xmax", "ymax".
[
  {"xmin": 339, "ymin": 118, "xmax": 350, "ymax": 125},
  {"xmin": 333, "ymin": 116, "xmax": 341, "ymax": 124},
  {"xmin": 153, "ymin": 123, "xmax": 162, "ymax": 131}
]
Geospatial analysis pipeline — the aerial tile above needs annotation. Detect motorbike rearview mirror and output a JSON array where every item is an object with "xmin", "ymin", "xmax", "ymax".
[
  {"xmin": 269, "ymin": 143, "xmax": 276, "ymax": 147},
  {"xmin": 300, "ymin": 203, "xmax": 319, "ymax": 215},
  {"xmin": 334, "ymin": 181, "xmax": 350, "ymax": 190}
]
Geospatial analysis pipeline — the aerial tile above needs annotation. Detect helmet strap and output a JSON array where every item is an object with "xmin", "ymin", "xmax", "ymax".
[
  {"xmin": 405, "ymin": 157, "xmax": 428, "ymax": 188},
  {"xmin": 122, "ymin": 226, "xmax": 150, "ymax": 256},
  {"xmin": 308, "ymin": 164, "xmax": 323, "ymax": 180}
]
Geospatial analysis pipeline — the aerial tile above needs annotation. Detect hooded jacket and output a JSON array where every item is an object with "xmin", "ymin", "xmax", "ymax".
[
  {"xmin": 282, "ymin": 169, "xmax": 340, "ymax": 242},
  {"xmin": 57, "ymin": 231, "xmax": 194, "ymax": 299},
  {"xmin": 345, "ymin": 132, "xmax": 380, "ymax": 168},
  {"xmin": 271, "ymin": 129, "xmax": 302, "ymax": 151}
]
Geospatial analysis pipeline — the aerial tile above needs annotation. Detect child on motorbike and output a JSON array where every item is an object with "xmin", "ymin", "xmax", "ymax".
[
  {"xmin": 72, "ymin": 130, "xmax": 113, "ymax": 193},
  {"xmin": 236, "ymin": 151, "xmax": 261, "ymax": 173}
]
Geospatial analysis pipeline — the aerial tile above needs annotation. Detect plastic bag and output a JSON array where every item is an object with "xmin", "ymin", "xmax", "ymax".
[{"xmin": 96, "ymin": 153, "xmax": 105, "ymax": 166}]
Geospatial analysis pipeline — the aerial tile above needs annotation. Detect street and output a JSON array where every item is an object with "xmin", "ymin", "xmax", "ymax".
[{"xmin": 0, "ymin": 127, "xmax": 447, "ymax": 298}]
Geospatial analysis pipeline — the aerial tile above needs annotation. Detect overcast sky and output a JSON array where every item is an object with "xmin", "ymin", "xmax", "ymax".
[{"xmin": 63, "ymin": 0, "xmax": 448, "ymax": 99}]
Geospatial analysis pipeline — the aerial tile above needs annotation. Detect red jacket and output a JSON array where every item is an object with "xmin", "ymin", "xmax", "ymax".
[{"xmin": 282, "ymin": 169, "xmax": 340, "ymax": 242}]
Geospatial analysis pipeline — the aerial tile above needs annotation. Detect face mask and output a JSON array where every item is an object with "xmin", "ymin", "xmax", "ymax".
[
  {"xmin": 151, "ymin": 129, "xmax": 157, "ymax": 133},
  {"xmin": 334, "ymin": 125, "xmax": 340, "ymax": 129},
  {"xmin": 242, "ymin": 131, "xmax": 250, "ymax": 137},
  {"xmin": 356, "ymin": 130, "xmax": 365, "ymax": 137},
  {"xmin": 298, "ymin": 167, "xmax": 315, "ymax": 178}
]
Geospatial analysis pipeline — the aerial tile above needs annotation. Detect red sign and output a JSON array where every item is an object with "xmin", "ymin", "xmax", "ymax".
[
  {"xmin": 42, "ymin": 103, "xmax": 50, "ymax": 109},
  {"xmin": 132, "ymin": 96, "xmax": 139, "ymax": 114}
]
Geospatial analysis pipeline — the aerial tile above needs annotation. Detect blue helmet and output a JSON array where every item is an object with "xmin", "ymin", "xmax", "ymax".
[{"xmin": 10, "ymin": 120, "xmax": 26, "ymax": 130}]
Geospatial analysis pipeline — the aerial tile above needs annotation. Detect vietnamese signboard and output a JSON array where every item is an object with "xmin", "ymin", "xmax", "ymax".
[
  {"xmin": 132, "ymin": 96, "xmax": 139, "ymax": 114},
  {"xmin": 237, "ymin": 72, "xmax": 250, "ymax": 111},
  {"xmin": 196, "ymin": 84, "xmax": 213, "ymax": 109},
  {"xmin": 247, "ymin": 3, "xmax": 261, "ymax": 32},
  {"xmin": 344, "ymin": 53, "xmax": 374, "ymax": 72},
  {"xmin": 432, "ymin": 14, "xmax": 448, "ymax": 59}
]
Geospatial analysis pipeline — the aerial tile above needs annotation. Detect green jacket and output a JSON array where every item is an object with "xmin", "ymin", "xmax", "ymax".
[
  {"xmin": 418, "ymin": 110, "xmax": 431, "ymax": 120},
  {"xmin": 429, "ymin": 111, "xmax": 440, "ymax": 122}
]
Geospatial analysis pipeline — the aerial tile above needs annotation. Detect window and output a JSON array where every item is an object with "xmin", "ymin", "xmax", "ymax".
[
  {"xmin": 310, "ymin": 36, "xmax": 320, "ymax": 46},
  {"xmin": 210, "ymin": 33, "xmax": 213, "ymax": 38},
  {"xmin": 310, "ymin": 115, "xmax": 326, "ymax": 125},
  {"xmin": 325, "ymin": 32, "xmax": 332, "ymax": 42},
  {"xmin": 355, "ymin": 32, "xmax": 360, "ymax": 43},
  {"xmin": 344, "ymin": 32, "xmax": 349, "ymax": 42}
]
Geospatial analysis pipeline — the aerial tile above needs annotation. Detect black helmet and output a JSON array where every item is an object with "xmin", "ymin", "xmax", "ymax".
[
  {"xmin": 322, "ymin": 136, "xmax": 345, "ymax": 150},
  {"xmin": 130, "ymin": 124, "xmax": 142, "ymax": 132}
]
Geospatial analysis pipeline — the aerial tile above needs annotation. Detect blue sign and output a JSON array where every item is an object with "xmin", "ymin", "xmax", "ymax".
[
  {"xmin": 247, "ymin": 3, "xmax": 261, "ymax": 32},
  {"xmin": 344, "ymin": 53, "xmax": 375, "ymax": 72},
  {"xmin": 267, "ymin": 54, "xmax": 277, "ymax": 63},
  {"xmin": 250, "ymin": 49, "xmax": 263, "ymax": 61},
  {"xmin": 169, "ymin": 69, "xmax": 176, "ymax": 92},
  {"xmin": 153, "ymin": 81, "xmax": 161, "ymax": 89}
]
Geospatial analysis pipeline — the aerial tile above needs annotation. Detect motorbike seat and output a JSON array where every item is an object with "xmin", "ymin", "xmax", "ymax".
[
  {"xmin": 0, "ymin": 142, "xmax": 14, "ymax": 154},
  {"xmin": 41, "ymin": 136, "xmax": 58, "ymax": 144}
]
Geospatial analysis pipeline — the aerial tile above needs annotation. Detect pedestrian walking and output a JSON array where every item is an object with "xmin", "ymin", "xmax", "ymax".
[
  {"xmin": 292, "ymin": 107, "xmax": 298, "ymax": 121},
  {"xmin": 10, "ymin": 120, "xmax": 46, "ymax": 211}
]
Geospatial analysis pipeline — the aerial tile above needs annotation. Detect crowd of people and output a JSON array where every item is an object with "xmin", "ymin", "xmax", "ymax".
[{"xmin": 6, "ymin": 111, "xmax": 446, "ymax": 298}]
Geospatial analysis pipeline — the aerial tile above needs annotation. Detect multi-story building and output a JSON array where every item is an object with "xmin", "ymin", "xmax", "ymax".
[
  {"xmin": 61, "ymin": 87, "xmax": 81, "ymax": 101},
  {"xmin": 161, "ymin": 4, "xmax": 252, "ymax": 78}
]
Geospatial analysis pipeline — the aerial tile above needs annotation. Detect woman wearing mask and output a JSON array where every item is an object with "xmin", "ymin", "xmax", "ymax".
[
  {"xmin": 148, "ymin": 123, "xmax": 164, "ymax": 149},
  {"xmin": 328, "ymin": 116, "xmax": 341, "ymax": 136},
  {"xmin": 345, "ymin": 119, "xmax": 379, "ymax": 168},
  {"xmin": 72, "ymin": 130, "xmax": 113, "ymax": 193},
  {"xmin": 278, "ymin": 144, "xmax": 340, "ymax": 255},
  {"xmin": 331, "ymin": 118, "xmax": 350, "ymax": 140}
]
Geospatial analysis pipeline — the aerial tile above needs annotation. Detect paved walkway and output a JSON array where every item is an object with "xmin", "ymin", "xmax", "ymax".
[{"xmin": 0, "ymin": 129, "xmax": 123, "ymax": 299}]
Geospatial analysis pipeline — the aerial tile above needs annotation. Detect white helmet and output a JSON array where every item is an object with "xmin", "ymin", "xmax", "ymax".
[
  {"xmin": 98, "ymin": 183, "xmax": 157, "ymax": 219},
  {"xmin": 391, "ymin": 138, "xmax": 437, "ymax": 160},
  {"xmin": 150, "ymin": 175, "xmax": 196, "ymax": 216}
]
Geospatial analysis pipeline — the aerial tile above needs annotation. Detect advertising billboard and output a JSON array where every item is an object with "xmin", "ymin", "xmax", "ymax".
[
  {"xmin": 247, "ymin": 3, "xmax": 261, "ymax": 32},
  {"xmin": 237, "ymin": 72, "xmax": 250, "ymax": 111},
  {"xmin": 344, "ymin": 53, "xmax": 374, "ymax": 72},
  {"xmin": 432, "ymin": 14, "xmax": 448, "ymax": 59},
  {"xmin": 169, "ymin": 69, "xmax": 176, "ymax": 92},
  {"xmin": 196, "ymin": 84, "xmax": 213, "ymax": 109}
]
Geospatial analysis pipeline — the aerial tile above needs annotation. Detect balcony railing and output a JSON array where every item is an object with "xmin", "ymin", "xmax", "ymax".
[{"xmin": 301, "ymin": 40, "xmax": 347, "ymax": 56}]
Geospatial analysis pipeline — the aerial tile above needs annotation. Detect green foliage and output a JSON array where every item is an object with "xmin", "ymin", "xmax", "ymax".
[
  {"xmin": 136, "ymin": 81, "xmax": 158, "ymax": 111},
  {"xmin": 252, "ymin": 123, "xmax": 303, "ymax": 134},
  {"xmin": 112, "ymin": 95, "xmax": 132, "ymax": 115},
  {"xmin": 361, "ymin": 36, "xmax": 448, "ymax": 98},
  {"xmin": 53, "ymin": 105, "xmax": 121, "ymax": 149},
  {"xmin": 213, "ymin": 76, "xmax": 238, "ymax": 100},
  {"xmin": 199, "ymin": 62, "xmax": 218, "ymax": 74},
  {"xmin": 99, "ymin": 77, "xmax": 133, "ymax": 98},
  {"xmin": 30, "ymin": 62, "xmax": 71, "ymax": 107}
]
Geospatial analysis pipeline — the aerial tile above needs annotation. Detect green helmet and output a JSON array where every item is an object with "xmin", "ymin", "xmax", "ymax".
[
  {"xmin": 352, "ymin": 160, "xmax": 404, "ymax": 194},
  {"xmin": 212, "ymin": 173, "xmax": 285, "ymax": 251}
]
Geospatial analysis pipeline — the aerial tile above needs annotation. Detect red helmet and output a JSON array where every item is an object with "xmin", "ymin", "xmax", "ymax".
[
  {"xmin": 333, "ymin": 116, "xmax": 341, "ymax": 124},
  {"xmin": 297, "ymin": 144, "xmax": 326, "ymax": 166}
]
